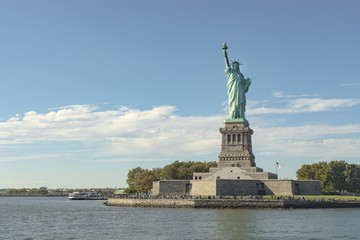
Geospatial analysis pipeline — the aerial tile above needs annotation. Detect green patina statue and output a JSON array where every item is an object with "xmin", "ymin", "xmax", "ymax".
[{"xmin": 222, "ymin": 42, "xmax": 252, "ymax": 122}]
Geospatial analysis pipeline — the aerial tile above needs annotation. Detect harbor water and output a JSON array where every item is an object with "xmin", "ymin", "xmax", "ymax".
[{"xmin": 0, "ymin": 197, "xmax": 359, "ymax": 240}]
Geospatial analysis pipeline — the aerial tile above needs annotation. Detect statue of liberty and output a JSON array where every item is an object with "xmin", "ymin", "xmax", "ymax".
[{"xmin": 222, "ymin": 43, "xmax": 252, "ymax": 122}]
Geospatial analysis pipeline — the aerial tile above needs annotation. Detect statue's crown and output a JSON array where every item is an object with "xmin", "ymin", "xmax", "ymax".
[{"xmin": 231, "ymin": 59, "xmax": 242, "ymax": 65}]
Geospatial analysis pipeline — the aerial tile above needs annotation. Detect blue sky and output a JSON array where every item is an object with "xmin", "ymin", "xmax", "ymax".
[{"xmin": 1, "ymin": 0, "xmax": 359, "ymax": 189}]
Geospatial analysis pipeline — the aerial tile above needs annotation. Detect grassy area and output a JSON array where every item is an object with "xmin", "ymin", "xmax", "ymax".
[
  {"xmin": 254, "ymin": 195, "xmax": 360, "ymax": 201},
  {"xmin": 199, "ymin": 195, "xmax": 360, "ymax": 201},
  {"xmin": 292, "ymin": 195, "xmax": 360, "ymax": 201},
  {"xmin": 263, "ymin": 195, "xmax": 360, "ymax": 201}
]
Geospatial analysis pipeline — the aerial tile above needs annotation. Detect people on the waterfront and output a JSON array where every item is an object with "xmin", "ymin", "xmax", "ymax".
[{"xmin": 109, "ymin": 193, "xmax": 358, "ymax": 203}]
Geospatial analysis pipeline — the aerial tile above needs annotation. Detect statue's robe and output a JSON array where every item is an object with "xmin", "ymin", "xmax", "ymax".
[{"xmin": 225, "ymin": 66, "xmax": 251, "ymax": 119}]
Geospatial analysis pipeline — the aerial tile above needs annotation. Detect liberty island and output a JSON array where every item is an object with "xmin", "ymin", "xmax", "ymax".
[{"xmin": 106, "ymin": 44, "xmax": 328, "ymax": 208}]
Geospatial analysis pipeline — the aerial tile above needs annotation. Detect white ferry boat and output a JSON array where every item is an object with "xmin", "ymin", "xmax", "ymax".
[
  {"xmin": 68, "ymin": 190, "xmax": 101, "ymax": 200},
  {"xmin": 68, "ymin": 192, "xmax": 89, "ymax": 200}
]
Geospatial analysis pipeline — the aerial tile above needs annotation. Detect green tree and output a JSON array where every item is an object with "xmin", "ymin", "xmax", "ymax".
[
  {"xmin": 297, "ymin": 160, "xmax": 360, "ymax": 193},
  {"xmin": 296, "ymin": 162, "xmax": 328, "ymax": 182},
  {"xmin": 162, "ymin": 160, "xmax": 184, "ymax": 179},
  {"xmin": 190, "ymin": 161, "xmax": 217, "ymax": 173},
  {"xmin": 152, "ymin": 168, "xmax": 163, "ymax": 180},
  {"xmin": 161, "ymin": 160, "xmax": 217, "ymax": 180},
  {"xmin": 344, "ymin": 164, "xmax": 360, "ymax": 193},
  {"xmin": 7, "ymin": 188, "xmax": 28, "ymax": 195},
  {"xmin": 296, "ymin": 164, "xmax": 317, "ymax": 180},
  {"xmin": 125, "ymin": 160, "xmax": 217, "ymax": 193},
  {"xmin": 28, "ymin": 189, "xmax": 49, "ymax": 195},
  {"xmin": 133, "ymin": 170, "xmax": 158, "ymax": 193},
  {"xmin": 325, "ymin": 160, "xmax": 347, "ymax": 192},
  {"xmin": 315, "ymin": 162, "xmax": 330, "ymax": 191},
  {"xmin": 124, "ymin": 167, "xmax": 144, "ymax": 194}
]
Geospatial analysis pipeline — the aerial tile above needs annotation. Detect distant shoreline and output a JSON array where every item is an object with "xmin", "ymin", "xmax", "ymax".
[
  {"xmin": 0, "ymin": 195, "xmax": 67, "ymax": 197},
  {"xmin": 106, "ymin": 198, "xmax": 360, "ymax": 209},
  {"xmin": 0, "ymin": 195, "xmax": 107, "ymax": 200}
]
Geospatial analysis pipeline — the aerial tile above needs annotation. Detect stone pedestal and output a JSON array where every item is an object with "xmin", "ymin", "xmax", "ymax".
[{"xmin": 218, "ymin": 121, "xmax": 255, "ymax": 168}]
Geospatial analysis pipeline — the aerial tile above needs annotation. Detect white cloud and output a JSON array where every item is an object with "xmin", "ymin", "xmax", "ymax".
[
  {"xmin": 0, "ymin": 154, "xmax": 69, "ymax": 162},
  {"xmin": 272, "ymin": 91, "xmax": 320, "ymax": 98},
  {"xmin": 247, "ymin": 98, "xmax": 360, "ymax": 115},
  {"xmin": 0, "ymin": 105, "xmax": 223, "ymax": 161},
  {"xmin": 341, "ymin": 83, "xmax": 360, "ymax": 86},
  {"xmin": 253, "ymin": 124, "xmax": 360, "ymax": 159},
  {"xmin": 257, "ymin": 138, "xmax": 360, "ymax": 159},
  {"xmin": 1, "ymin": 104, "xmax": 360, "ymax": 164},
  {"xmin": 99, "ymin": 157, "xmax": 175, "ymax": 163}
]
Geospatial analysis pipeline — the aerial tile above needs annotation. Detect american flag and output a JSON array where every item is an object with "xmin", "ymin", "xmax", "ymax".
[{"xmin": 276, "ymin": 162, "xmax": 282, "ymax": 169}]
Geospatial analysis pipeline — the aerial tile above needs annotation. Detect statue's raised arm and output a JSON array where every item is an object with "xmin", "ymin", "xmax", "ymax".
[{"xmin": 222, "ymin": 42, "xmax": 230, "ymax": 69}]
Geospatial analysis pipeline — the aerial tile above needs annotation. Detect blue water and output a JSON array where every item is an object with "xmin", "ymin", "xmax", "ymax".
[{"xmin": 0, "ymin": 197, "xmax": 359, "ymax": 240}]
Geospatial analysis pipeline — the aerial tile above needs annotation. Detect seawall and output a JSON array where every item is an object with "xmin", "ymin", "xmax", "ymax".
[{"xmin": 106, "ymin": 198, "xmax": 360, "ymax": 209}]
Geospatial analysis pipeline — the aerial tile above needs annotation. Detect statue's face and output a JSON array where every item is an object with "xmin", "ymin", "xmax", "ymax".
[{"xmin": 232, "ymin": 63, "xmax": 240, "ymax": 71}]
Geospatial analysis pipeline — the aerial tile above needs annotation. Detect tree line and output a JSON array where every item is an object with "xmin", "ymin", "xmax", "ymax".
[
  {"xmin": 5, "ymin": 188, "xmax": 49, "ymax": 196},
  {"xmin": 125, "ymin": 160, "xmax": 360, "ymax": 194},
  {"xmin": 125, "ymin": 160, "xmax": 217, "ymax": 193},
  {"xmin": 296, "ymin": 160, "xmax": 360, "ymax": 193}
]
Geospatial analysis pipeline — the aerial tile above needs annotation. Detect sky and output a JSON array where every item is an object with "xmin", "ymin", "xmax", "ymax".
[{"xmin": 1, "ymin": 0, "xmax": 359, "ymax": 189}]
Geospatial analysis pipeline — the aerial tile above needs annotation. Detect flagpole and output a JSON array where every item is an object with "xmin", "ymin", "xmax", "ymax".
[{"xmin": 275, "ymin": 162, "xmax": 282, "ymax": 178}]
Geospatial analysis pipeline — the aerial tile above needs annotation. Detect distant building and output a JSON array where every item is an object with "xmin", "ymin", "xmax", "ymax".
[{"xmin": 0, "ymin": 189, "xmax": 8, "ymax": 195}]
